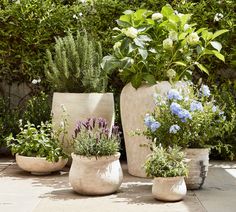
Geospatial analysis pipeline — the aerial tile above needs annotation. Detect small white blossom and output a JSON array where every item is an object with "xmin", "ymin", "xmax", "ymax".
[
  {"xmin": 151, "ymin": 13, "xmax": 163, "ymax": 20},
  {"xmin": 81, "ymin": 0, "xmax": 86, "ymax": 3},
  {"xmin": 163, "ymin": 38, "xmax": 173, "ymax": 50},
  {"xmin": 119, "ymin": 69, "xmax": 123, "ymax": 73},
  {"xmin": 32, "ymin": 79, "xmax": 40, "ymax": 84},
  {"xmin": 167, "ymin": 69, "xmax": 176, "ymax": 79},
  {"xmin": 122, "ymin": 27, "xmax": 138, "ymax": 39},
  {"xmin": 184, "ymin": 24, "xmax": 190, "ymax": 31},
  {"xmin": 113, "ymin": 41, "xmax": 121, "ymax": 49},
  {"xmin": 73, "ymin": 14, "xmax": 78, "ymax": 20},
  {"xmin": 79, "ymin": 12, "xmax": 83, "ymax": 17},
  {"xmin": 169, "ymin": 31, "xmax": 178, "ymax": 41},
  {"xmin": 186, "ymin": 32, "xmax": 199, "ymax": 45},
  {"xmin": 214, "ymin": 13, "xmax": 223, "ymax": 22}
]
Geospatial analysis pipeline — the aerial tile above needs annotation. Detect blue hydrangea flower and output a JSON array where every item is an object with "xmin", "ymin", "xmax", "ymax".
[
  {"xmin": 167, "ymin": 89, "xmax": 183, "ymax": 100},
  {"xmin": 144, "ymin": 114, "xmax": 156, "ymax": 128},
  {"xmin": 170, "ymin": 102, "xmax": 182, "ymax": 115},
  {"xmin": 200, "ymin": 85, "xmax": 210, "ymax": 97},
  {"xmin": 150, "ymin": 121, "xmax": 161, "ymax": 132},
  {"xmin": 190, "ymin": 101, "xmax": 203, "ymax": 112},
  {"xmin": 169, "ymin": 125, "xmax": 180, "ymax": 134},
  {"xmin": 177, "ymin": 109, "xmax": 192, "ymax": 122}
]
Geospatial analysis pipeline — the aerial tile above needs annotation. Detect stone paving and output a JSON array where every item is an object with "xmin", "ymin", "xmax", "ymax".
[{"xmin": 0, "ymin": 157, "xmax": 236, "ymax": 212}]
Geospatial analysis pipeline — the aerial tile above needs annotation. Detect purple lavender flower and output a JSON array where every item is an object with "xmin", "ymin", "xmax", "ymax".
[
  {"xmin": 167, "ymin": 89, "xmax": 183, "ymax": 101},
  {"xmin": 144, "ymin": 114, "xmax": 156, "ymax": 128},
  {"xmin": 190, "ymin": 101, "xmax": 203, "ymax": 112},
  {"xmin": 150, "ymin": 121, "xmax": 161, "ymax": 132},
  {"xmin": 170, "ymin": 102, "xmax": 182, "ymax": 115},
  {"xmin": 169, "ymin": 125, "xmax": 180, "ymax": 134},
  {"xmin": 200, "ymin": 85, "xmax": 211, "ymax": 97}
]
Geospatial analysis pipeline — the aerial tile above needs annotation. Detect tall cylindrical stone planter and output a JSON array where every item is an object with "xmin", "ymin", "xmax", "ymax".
[
  {"xmin": 69, "ymin": 153, "xmax": 123, "ymax": 195},
  {"xmin": 185, "ymin": 148, "xmax": 209, "ymax": 190},
  {"xmin": 120, "ymin": 82, "xmax": 180, "ymax": 177},
  {"xmin": 52, "ymin": 92, "xmax": 115, "ymax": 154}
]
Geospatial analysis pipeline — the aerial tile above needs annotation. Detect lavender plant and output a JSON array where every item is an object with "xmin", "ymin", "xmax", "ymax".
[{"xmin": 73, "ymin": 118, "xmax": 120, "ymax": 157}]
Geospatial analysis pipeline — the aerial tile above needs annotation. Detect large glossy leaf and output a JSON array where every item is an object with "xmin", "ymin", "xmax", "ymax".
[
  {"xmin": 138, "ymin": 48, "xmax": 148, "ymax": 60},
  {"xmin": 143, "ymin": 74, "xmax": 156, "ymax": 84},
  {"xmin": 196, "ymin": 63, "xmax": 209, "ymax": 75},
  {"xmin": 131, "ymin": 73, "xmax": 142, "ymax": 89},
  {"xmin": 210, "ymin": 41, "xmax": 222, "ymax": 52},
  {"xmin": 161, "ymin": 5, "xmax": 174, "ymax": 18},
  {"xmin": 212, "ymin": 50, "xmax": 225, "ymax": 62},
  {"xmin": 212, "ymin": 29, "xmax": 229, "ymax": 40},
  {"xmin": 174, "ymin": 61, "xmax": 187, "ymax": 67}
]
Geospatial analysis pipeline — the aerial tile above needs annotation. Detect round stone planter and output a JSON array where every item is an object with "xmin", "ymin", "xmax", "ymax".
[
  {"xmin": 52, "ymin": 92, "xmax": 115, "ymax": 154},
  {"xmin": 69, "ymin": 153, "xmax": 123, "ymax": 195},
  {"xmin": 185, "ymin": 148, "xmax": 209, "ymax": 190},
  {"xmin": 16, "ymin": 154, "xmax": 68, "ymax": 175},
  {"xmin": 152, "ymin": 176, "xmax": 187, "ymax": 202},
  {"xmin": 120, "ymin": 82, "xmax": 183, "ymax": 177}
]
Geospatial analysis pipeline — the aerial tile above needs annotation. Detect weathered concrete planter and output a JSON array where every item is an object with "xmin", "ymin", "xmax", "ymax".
[
  {"xmin": 185, "ymin": 148, "xmax": 209, "ymax": 190},
  {"xmin": 152, "ymin": 176, "xmax": 187, "ymax": 202},
  {"xmin": 16, "ymin": 154, "xmax": 68, "ymax": 175},
  {"xmin": 69, "ymin": 153, "xmax": 123, "ymax": 195},
  {"xmin": 52, "ymin": 92, "xmax": 115, "ymax": 154},
  {"xmin": 120, "ymin": 82, "xmax": 183, "ymax": 177}
]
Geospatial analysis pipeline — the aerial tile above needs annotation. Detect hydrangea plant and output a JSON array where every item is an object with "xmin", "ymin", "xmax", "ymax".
[
  {"xmin": 142, "ymin": 83, "xmax": 235, "ymax": 148},
  {"xmin": 73, "ymin": 118, "xmax": 120, "ymax": 157},
  {"xmin": 102, "ymin": 4, "xmax": 228, "ymax": 88}
]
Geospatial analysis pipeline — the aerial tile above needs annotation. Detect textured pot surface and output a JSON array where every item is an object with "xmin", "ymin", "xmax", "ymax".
[
  {"xmin": 52, "ymin": 92, "xmax": 115, "ymax": 153},
  {"xmin": 120, "ymin": 82, "xmax": 183, "ymax": 177},
  {"xmin": 152, "ymin": 176, "xmax": 187, "ymax": 202},
  {"xmin": 185, "ymin": 148, "xmax": 209, "ymax": 190},
  {"xmin": 69, "ymin": 153, "xmax": 123, "ymax": 195},
  {"xmin": 16, "ymin": 154, "xmax": 68, "ymax": 175}
]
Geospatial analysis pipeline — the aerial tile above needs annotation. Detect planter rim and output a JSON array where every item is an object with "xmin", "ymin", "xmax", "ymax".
[
  {"xmin": 153, "ymin": 176, "xmax": 185, "ymax": 180},
  {"xmin": 71, "ymin": 152, "xmax": 120, "ymax": 162},
  {"xmin": 16, "ymin": 154, "xmax": 67, "ymax": 162},
  {"xmin": 53, "ymin": 92, "xmax": 113, "ymax": 95}
]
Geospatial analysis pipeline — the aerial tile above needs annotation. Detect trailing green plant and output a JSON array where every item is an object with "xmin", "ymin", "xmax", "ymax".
[
  {"xmin": 141, "ymin": 83, "xmax": 235, "ymax": 149},
  {"xmin": 102, "ymin": 5, "xmax": 228, "ymax": 88},
  {"xmin": 144, "ymin": 145, "xmax": 188, "ymax": 178},
  {"xmin": 22, "ymin": 92, "xmax": 51, "ymax": 127},
  {"xmin": 73, "ymin": 118, "xmax": 120, "ymax": 157},
  {"xmin": 6, "ymin": 121, "xmax": 68, "ymax": 162},
  {"xmin": 45, "ymin": 31, "xmax": 107, "ymax": 92}
]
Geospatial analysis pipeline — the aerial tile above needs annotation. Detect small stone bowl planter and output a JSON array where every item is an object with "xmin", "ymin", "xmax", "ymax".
[
  {"xmin": 152, "ymin": 176, "xmax": 187, "ymax": 202},
  {"xmin": 16, "ymin": 154, "xmax": 68, "ymax": 175},
  {"xmin": 69, "ymin": 153, "xmax": 123, "ymax": 195}
]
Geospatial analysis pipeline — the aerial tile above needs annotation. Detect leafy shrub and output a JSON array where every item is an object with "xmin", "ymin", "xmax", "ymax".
[
  {"xmin": 22, "ymin": 92, "xmax": 51, "ymax": 126},
  {"xmin": 73, "ymin": 118, "xmax": 120, "ymax": 157},
  {"xmin": 144, "ymin": 145, "xmax": 188, "ymax": 177},
  {"xmin": 45, "ymin": 31, "xmax": 107, "ymax": 92},
  {"xmin": 6, "ymin": 121, "xmax": 67, "ymax": 162}
]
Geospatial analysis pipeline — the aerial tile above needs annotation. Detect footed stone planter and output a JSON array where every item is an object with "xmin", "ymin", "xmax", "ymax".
[
  {"xmin": 152, "ymin": 176, "xmax": 187, "ymax": 202},
  {"xmin": 16, "ymin": 154, "xmax": 68, "ymax": 175},
  {"xmin": 120, "ymin": 82, "xmax": 183, "ymax": 177},
  {"xmin": 69, "ymin": 153, "xmax": 123, "ymax": 195},
  {"xmin": 185, "ymin": 148, "xmax": 209, "ymax": 190},
  {"xmin": 52, "ymin": 92, "xmax": 115, "ymax": 154}
]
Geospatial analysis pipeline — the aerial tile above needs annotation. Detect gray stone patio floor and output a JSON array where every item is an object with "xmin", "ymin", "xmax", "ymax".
[{"xmin": 0, "ymin": 157, "xmax": 236, "ymax": 212}]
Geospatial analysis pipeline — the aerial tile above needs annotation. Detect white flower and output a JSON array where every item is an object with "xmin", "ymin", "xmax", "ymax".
[
  {"xmin": 37, "ymin": 78, "xmax": 41, "ymax": 83},
  {"xmin": 32, "ymin": 79, "xmax": 40, "ymax": 84},
  {"xmin": 122, "ymin": 27, "xmax": 138, "ymax": 39},
  {"xmin": 73, "ymin": 14, "xmax": 78, "ymax": 20},
  {"xmin": 168, "ymin": 31, "xmax": 178, "ymax": 41},
  {"xmin": 167, "ymin": 69, "xmax": 176, "ymax": 79},
  {"xmin": 119, "ymin": 69, "xmax": 123, "ymax": 73},
  {"xmin": 81, "ymin": 0, "xmax": 86, "ymax": 3},
  {"xmin": 184, "ymin": 24, "xmax": 190, "ymax": 31},
  {"xmin": 214, "ymin": 13, "xmax": 223, "ymax": 22},
  {"xmin": 186, "ymin": 32, "xmax": 199, "ymax": 45},
  {"xmin": 163, "ymin": 38, "xmax": 173, "ymax": 50},
  {"xmin": 152, "ymin": 13, "xmax": 163, "ymax": 20},
  {"xmin": 113, "ymin": 41, "xmax": 121, "ymax": 49},
  {"xmin": 79, "ymin": 12, "xmax": 83, "ymax": 17}
]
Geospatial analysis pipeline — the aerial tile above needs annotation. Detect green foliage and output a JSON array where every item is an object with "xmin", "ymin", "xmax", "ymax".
[
  {"xmin": 45, "ymin": 31, "xmax": 107, "ymax": 92},
  {"xmin": 73, "ymin": 118, "xmax": 120, "ymax": 157},
  {"xmin": 22, "ymin": 92, "xmax": 51, "ymax": 126},
  {"xmin": 6, "ymin": 121, "xmax": 67, "ymax": 162},
  {"xmin": 142, "ymin": 83, "xmax": 235, "ymax": 149},
  {"xmin": 144, "ymin": 145, "xmax": 188, "ymax": 178},
  {"xmin": 0, "ymin": 97, "xmax": 20, "ymax": 147},
  {"xmin": 102, "ymin": 5, "xmax": 227, "ymax": 88},
  {"xmin": 0, "ymin": 0, "xmax": 82, "ymax": 82}
]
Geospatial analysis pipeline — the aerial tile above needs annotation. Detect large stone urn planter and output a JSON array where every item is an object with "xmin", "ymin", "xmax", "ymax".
[
  {"xmin": 152, "ymin": 176, "xmax": 187, "ymax": 201},
  {"xmin": 185, "ymin": 148, "xmax": 209, "ymax": 190},
  {"xmin": 16, "ymin": 154, "xmax": 68, "ymax": 175},
  {"xmin": 69, "ymin": 153, "xmax": 123, "ymax": 195},
  {"xmin": 52, "ymin": 92, "xmax": 115, "ymax": 153},
  {"xmin": 120, "ymin": 82, "xmax": 182, "ymax": 177}
]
